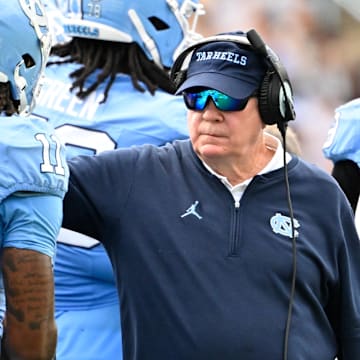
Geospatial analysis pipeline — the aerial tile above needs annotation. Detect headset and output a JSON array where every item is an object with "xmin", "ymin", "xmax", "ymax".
[
  {"xmin": 171, "ymin": 29, "xmax": 297, "ymax": 360},
  {"xmin": 170, "ymin": 29, "xmax": 296, "ymax": 131}
]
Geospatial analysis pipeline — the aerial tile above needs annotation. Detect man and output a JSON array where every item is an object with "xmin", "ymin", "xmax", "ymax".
[
  {"xmin": 62, "ymin": 30, "xmax": 360, "ymax": 359},
  {"xmin": 0, "ymin": 1, "xmax": 68, "ymax": 359},
  {"xmin": 33, "ymin": 0, "xmax": 205, "ymax": 358},
  {"xmin": 323, "ymin": 98, "xmax": 360, "ymax": 234}
]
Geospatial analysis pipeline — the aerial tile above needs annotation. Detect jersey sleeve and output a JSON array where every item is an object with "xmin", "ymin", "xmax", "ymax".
[
  {"xmin": 323, "ymin": 98, "xmax": 360, "ymax": 167},
  {"xmin": 0, "ymin": 115, "xmax": 69, "ymax": 202},
  {"xmin": 0, "ymin": 193, "xmax": 62, "ymax": 258}
]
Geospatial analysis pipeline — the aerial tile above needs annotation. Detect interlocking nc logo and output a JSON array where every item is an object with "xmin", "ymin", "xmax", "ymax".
[{"xmin": 270, "ymin": 213, "xmax": 300, "ymax": 238}]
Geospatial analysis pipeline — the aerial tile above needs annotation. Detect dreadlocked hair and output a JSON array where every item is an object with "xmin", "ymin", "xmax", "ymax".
[
  {"xmin": 48, "ymin": 38, "xmax": 176, "ymax": 103},
  {"xmin": 0, "ymin": 82, "xmax": 18, "ymax": 116}
]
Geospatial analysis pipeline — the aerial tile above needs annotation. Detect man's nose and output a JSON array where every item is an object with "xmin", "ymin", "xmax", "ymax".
[{"xmin": 202, "ymin": 98, "xmax": 223, "ymax": 120}]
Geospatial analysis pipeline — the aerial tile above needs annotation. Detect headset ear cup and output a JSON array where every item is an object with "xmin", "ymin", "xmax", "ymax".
[
  {"xmin": 258, "ymin": 70, "xmax": 285, "ymax": 126},
  {"xmin": 258, "ymin": 71, "xmax": 276, "ymax": 125}
]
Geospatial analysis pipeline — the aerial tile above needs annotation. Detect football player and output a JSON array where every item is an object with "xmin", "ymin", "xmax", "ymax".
[{"xmin": 0, "ymin": 1, "xmax": 68, "ymax": 358}]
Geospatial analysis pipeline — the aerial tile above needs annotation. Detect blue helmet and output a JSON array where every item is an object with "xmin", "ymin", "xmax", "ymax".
[
  {"xmin": 58, "ymin": 0, "xmax": 205, "ymax": 68},
  {"xmin": 0, "ymin": 0, "xmax": 51, "ymax": 115}
]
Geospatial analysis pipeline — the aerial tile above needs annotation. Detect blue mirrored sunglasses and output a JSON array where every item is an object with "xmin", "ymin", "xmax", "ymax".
[{"xmin": 182, "ymin": 89, "xmax": 255, "ymax": 112}]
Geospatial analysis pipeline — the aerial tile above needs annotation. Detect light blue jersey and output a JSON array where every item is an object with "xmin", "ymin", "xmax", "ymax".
[
  {"xmin": 323, "ymin": 98, "xmax": 360, "ymax": 167},
  {"xmin": 33, "ymin": 61, "xmax": 188, "ymax": 360},
  {"xmin": 0, "ymin": 114, "xmax": 69, "ymax": 338},
  {"xmin": 35, "ymin": 63, "xmax": 189, "ymax": 158},
  {"xmin": 323, "ymin": 98, "xmax": 360, "ymax": 235},
  {"xmin": 0, "ymin": 115, "xmax": 68, "ymax": 201}
]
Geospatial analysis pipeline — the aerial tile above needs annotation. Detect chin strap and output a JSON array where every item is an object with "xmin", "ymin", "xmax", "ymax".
[{"xmin": 14, "ymin": 61, "xmax": 29, "ymax": 115}]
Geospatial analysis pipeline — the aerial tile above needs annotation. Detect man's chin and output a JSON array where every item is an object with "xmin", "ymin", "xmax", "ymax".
[{"xmin": 196, "ymin": 143, "xmax": 227, "ymax": 160}]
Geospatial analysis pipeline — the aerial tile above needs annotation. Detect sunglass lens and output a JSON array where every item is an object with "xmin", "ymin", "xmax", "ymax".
[
  {"xmin": 183, "ymin": 90, "xmax": 250, "ymax": 111},
  {"xmin": 183, "ymin": 92, "xmax": 207, "ymax": 110}
]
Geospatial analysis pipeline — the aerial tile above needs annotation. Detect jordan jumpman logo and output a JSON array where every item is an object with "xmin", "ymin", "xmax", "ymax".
[{"xmin": 181, "ymin": 201, "xmax": 202, "ymax": 219}]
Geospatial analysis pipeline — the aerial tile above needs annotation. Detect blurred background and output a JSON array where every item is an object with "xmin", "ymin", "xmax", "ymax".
[{"xmin": 197, "ymin": 0, "xmax": 360, "ymax": 172}]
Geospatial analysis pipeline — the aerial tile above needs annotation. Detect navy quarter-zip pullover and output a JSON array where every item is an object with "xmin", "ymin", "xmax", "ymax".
[{"xmin": 63, "ymin": 139, "xmax": 360, "ymax": 360}]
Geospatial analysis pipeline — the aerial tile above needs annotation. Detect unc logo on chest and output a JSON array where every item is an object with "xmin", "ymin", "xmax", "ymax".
[{"xmin": 270, "ymin": 212, "xmax": 300, "ymax": 238}]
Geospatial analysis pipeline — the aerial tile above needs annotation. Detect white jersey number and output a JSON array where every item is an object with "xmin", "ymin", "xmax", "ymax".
[
  {"xmin": 55, "ymin": 124, "xmax": 116, "ymax": 154},
  {"xmin": 35, "ymin": 133, "xmax": 66, "ymax": 175}
]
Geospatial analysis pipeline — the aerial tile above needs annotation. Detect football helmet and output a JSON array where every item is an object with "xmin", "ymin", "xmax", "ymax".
[
  {"xmin": 59, "ymin": 0, "xmax": 205, "ymax": 68},
  {"xmin": 0, "ymin": 0, "xmax": 51, "ymax": 115}
]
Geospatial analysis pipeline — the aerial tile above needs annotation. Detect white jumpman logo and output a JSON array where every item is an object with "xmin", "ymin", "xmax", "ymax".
[{"xmin": 181, "ymin": 201, "xmax": 202, "ymax": 219}]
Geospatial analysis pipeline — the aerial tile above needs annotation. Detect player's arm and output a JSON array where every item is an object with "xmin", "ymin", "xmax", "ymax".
[
  {"xmin": 332, "ymin": 160, "xmax": 360, "ymax": 213},
  {"xmin": 1, "ymin": 248, "xmax": 56, "ymax": 360},
  {"xmin": 0, "ymin": 193, "xmax": 61, "ymax": 360}
]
